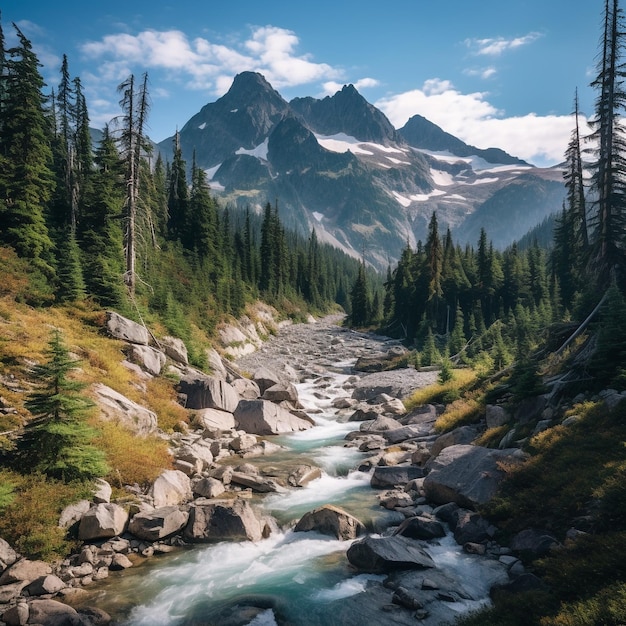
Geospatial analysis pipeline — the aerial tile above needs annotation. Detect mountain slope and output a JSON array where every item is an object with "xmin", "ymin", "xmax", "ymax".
[{"xmin": 157, "ymin": 73, "xmax": 566, "ymax": 267}]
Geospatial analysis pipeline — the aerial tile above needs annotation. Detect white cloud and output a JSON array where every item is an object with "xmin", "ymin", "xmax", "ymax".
[
  {"xmin": 80, "ymin": 26, "xmax": 342, "ymax": 94},
  {"xmin": 322, "ymin": 77, "xmax": 380, "ymax": 95},
  {"xmin": 376, "ymin": 80, "xmax": 580, "ymax": 166},
  {"xmin": 464, "ymin": 66, "xmax": 498, "ymax": 80},
  {"xmin": 465, "ymin": 32, "xmax": 542, "ymax": 57}
]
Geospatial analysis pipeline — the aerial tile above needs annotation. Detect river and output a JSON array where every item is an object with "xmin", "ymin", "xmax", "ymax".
[{"xmin": 79, "ymin": 318, "xmax": 507, "ymax": 625}]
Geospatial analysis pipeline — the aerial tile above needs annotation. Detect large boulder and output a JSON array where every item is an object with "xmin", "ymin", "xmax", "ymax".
[
  {"xmin": 230, "ymin": 378, "xmax": 261, "ymax": 400},
  {"xmin": 430, "ymin": 426, "xmax": 480, "ymax": 458},
  {"xmin": 262, "ymin": 382, "xmax": 299, "ymax": 405},
  {"xmin": 294, "ymin": 504, "xmax": 366, "ymax": 540},
  {"xmin": 184, "ymin": 499, "xmax": 263, "ymax": 542},
  {"xmin": 423, "ymin": 444, "xmax": 527, "ymax": 509},
  {"xmin": 0, "ymin": 538, "xmax": 19, "ymax": 574},
  {"xmin": 23, "ymin": 574, "xmax": 66, "ymax": 596},
  {"xmin": 129, "ymin": 506, "xmax": 189, "ymax": 541},
  {"xmin": 394, "ymin": 516, "xmax": 446, "ymax": 541},
  {"xmin": 78, "ymin": 503, "xmax": 129, "ymax": 541},
  {"xmin": 160, "ymin": 336, "xmax": 188, "ymax": 365},
  {"xmin": 58, "ymin": 500, "xmax": 92, "ymax": 529},
  {"xmin": 370, "ymin": 465, "xmax": 426, "ymax": 489},
  {"xmin": 234, "ymin": 399, "xmax": 313, "ymax": 435},
  {"xmin": 251, "ymin": 367, "xmax": 283, "ymax": 395},
  {"xmin": 149, "ymin": 470, "xmax": 192, "ymax": 508},
  {"xmin": 178, "ymin": 374, "xmax": 240, "ymax": 413},
  {"xmin": 106, "ymin": 311, "xmax": 150, "ymax": 345},
  {"xmin": 346, "ymin": 535, "xmax": 435, "ymax": 573},
  {"xmin": 0, "ymin": 559, "xmax": 51, "ymax": 586},
  {"xmin": 127, "ymin": 344, "xmax": 166, "ymax": 376},
  {"xmin": 92, "ymin": 383, "xmax": 158, "ymax": 435},
  {"xmin": 192, "ymin": 408, "xmax": 236, "ymax": 433}
]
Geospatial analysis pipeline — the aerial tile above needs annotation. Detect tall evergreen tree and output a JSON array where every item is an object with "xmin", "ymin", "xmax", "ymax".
[
  {"xmin": 587, "ymin": 0, "xmax": 626, "ymax": 290},
  {"xmin": 0, "ymin": 23, "xmax": 55, "ymax": 277},
  {"xmin": 20, "ymin": 330, "xmax": 108, "ymax": 482}
]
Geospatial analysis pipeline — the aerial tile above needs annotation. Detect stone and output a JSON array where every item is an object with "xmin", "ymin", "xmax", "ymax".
[
  {"xmin": 0, "ymin": 559, "xmax": 51, "ymax": 585},
  {"xmin": 450, "ymin": 509, "xmax": 492, "ymax": 545},
  {"xmin": 360, "ymin": 415, "xmax": 403, "ymax": 433},
  {"xmin": 160, "ymin": 336, "xmax": 188, "ymax": 365},
  {"xmin": 193, "ymin": 408, "xmax": 236, "ymax": 433},
  {"xmin": 423, "ymin": 444, "xmax": 527, "ymax": 509},
  {"xmin": 110, "ymin": 554, "xmax": 134, "ymax": 571},
  {"xmin": 93, "ymin": 478, "xmax": 112, "ymax": 504},
  {"xmin": 392, "ymin": 586, "xmax": 424, "ymax": 610},
  {"xmin": 105, "ymin": 311, "xmax": 149, "ymax": 345},
  {"xmin": 192, "ymin": 477, "xmax": 226, "ymax": 499},
  {"xmin": 149, "ymin": 470, "xmax": 193, "ymax": 508},
  {"xmin": 347, "ymin": 407, "xmax": 383, "ymax": 422},
  {"xmin": 184, "ymin": 499, "xmax": 263, "ymax": 542},
  {"xmin": 178, "ymin": 374, "xmax": 240, "ymax": 412},
  {"xmin": 92, "ymin": 383, "xmax": 158, "ymax": 435},
  {"xmin": 430, "ymin": 426, "xmax": 479, "ymax": 458},
  {"xmin": 346, "ymin": 535, "xmax": 435, "ymax": 573},
  {"xmin": 76, "ymin": 606, "xmax": 113, "ymax": 626},
  {"xmin": 2, "ymin": 602, "xmax": 29, "ymax": 626},
  {"xmin": 175, "ymin": 441, "xmax": 214, "ymax": 470},
  {"xmin": 0, "ymin": 537, "xmax": 19, "ymax": 572},
  {"xmin": 485, "ymin": 404, "xmax": 510, "ymax": 428},
  {"xmin": 129, "ymin": 507, "xmax": 189, "ymax": 541},
  {"xmin": 78, "ymin": 504, "xmax": 129, "ymax": 541},
  {"xmin": 394, "ymin": 516, "xmax": 446, "ymax": 541},
  {"xmin": 205, "ymin": 348, "xmax": 228, "ymax": 379},
  {"xmin": 127, "ymin": 344, "xmax": 166, "ymax": 376},
  {"xmin": 251, "ymin": 367, "xmax": 283, "ymax": 395},
  {"xmin": 234, "ymin": 399, "xmax": 313, "ymax": 435},
  {"xmin": 230, "ymin": 433, "xmax": 258, "ymax": 452},
  {"xmin": 287, "ymin": 465, "xmax": 322, "ymax": 487},
  {"xmin": 230, "ymin": 378, "xmax": 261, "ymax": 399},
  {"xmin": 230, "ymin": 472, "xmax": 280, "ymax": 493},
  {"xmin": 510, "ymin": 528, "xmax": 560, "ymax": 557},
  {"xmin": 294, "ymin": 504, "xmax": 366, "ymax": 540},
  {"xmin": 262, "ymin": 382, "xmax": 299, "ymax": 405},
  {"xmin": 384, "ymin": 424, "xmax": 433, "ymax": 444},
  {"xmin": 370, "ymin": 465, "xmax": 426, "ymax": 489},
  {"xmin": 23, "ymin": 574, "xmax": 66, "ymax": 596}
]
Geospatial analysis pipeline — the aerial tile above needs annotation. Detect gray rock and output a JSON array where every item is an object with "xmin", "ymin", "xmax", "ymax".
[
  {"xmin": 430, "ymin": 425, "xmax": 479, "ymax": 458},
  {"xmin": 423, "ymin": 444, "xmax": 527, "ymax": 509},
  {"xmin": 251, "ymin": 367, "xmax": 283, "ymax": 395},
  {"xmin": 262, "ymin": 382, "xmax": 299, "ymax": 405},
  {"xmin": 394, "ymin": 516, "xmax": 446, "ymax": 541},
  {"xmin": 287, "ymin": 465, "xmax": 322, "ymax": 487},
  {"xmin": 205, "ymin": 348, "xmax": 228, "ymax": 379},
  {"xmin": 0, "ymin": 537, "xmax": 19, "ymax": 572},
  {"xmin": 384, "ymin": 424, "xmax": 433, "ymax": 444},
  {"xmin": 192, "ymin": 408, "xmax": 236, "ymax": 433},
  {"xmin": 160, "ymin": 336, "xmax": 188, "ymax": 365},
  {"xmin": 510, "ymin": 528, "xmax": 560, "ymax": 557},
  {"xmin": 230, "ymin": 378, "xmax": 261, "ymax": 399},
  {"xmin": 230, "ymin": 471, "xmax": 281, "ymax": 493},
  {"xmin": 0, "ymin": 559, "xmax": 51, "ymax": 585},
  {"xmin": 92, "ymin": 383, "xmax": 158, "ymax": 435},
  {"xmin": 127, "ymin": 344, "xmax": 166, "ymax": 376},
  {"xmin": 78, "ymin": 504, "xmax": 129, "ymax": 541},
  {"xmin": 129, "ymin": 507, "xmax": 189, "ymax": 541},
  {"xmin": 370, "ymin": 465, "xmax": 426, "ymax": 489},
  {"xmin": 234, "ymin": 399, "xmax": 312, "ymax": 435},
  {"xmin": 294, "ymin": 504, "xmax": 366, "ymax": 540},
  {"xmin": 360, "ymin": 415, "xmax": 403, "ymax": 432},
  {"xmin": 110, "ymin": 553, "xmax": 134, "ymax": 570},
  {"xmin": 149, "ymin": 470, "xmax": 193, "ymax": 508},
  {"xmin": 184, "ymin": 499, "xmax": 263, "ymax": 542},
  {"xmin": 178, "ymin": 374, "xmax": 240, "ymax": 412},
  {"xmin": 485, "ymin": 404, "xmax": 510, "ymax": 428},
  {"xmin": 105, "ymin": 311, "xmax": 149, "ymax": 345},
  {"xmin": 192, "ymin": 477, "xmax": 226, "ymax": 499},
  {"xmin": 23, "ymin": 574, "xmax": 66, "ymax": 596},
  {"xmin": 93, "ymin": 479, "xmax": 112, "ymax": 504},
  {"xmin": 346, "ymin": 535, "xmax": 435, "ymax": 573}
]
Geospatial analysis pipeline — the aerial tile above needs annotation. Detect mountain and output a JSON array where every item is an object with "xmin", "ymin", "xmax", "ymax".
[{"xmin": 157, "ymin": 72, "xmax": 565, "ymax": 268}]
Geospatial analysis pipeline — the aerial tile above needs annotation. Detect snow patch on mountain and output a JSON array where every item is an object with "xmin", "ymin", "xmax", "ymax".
[
  {"xmin": 198, "ymin": 122, "xmax": 206, "ymax": 130},
  {"xmin": 316, "ymin": 133, "xmax": 374, "ymax": 155},
  {"xmin": 236, "ymin": 138, "xmax": 269, "ymax": 160}
]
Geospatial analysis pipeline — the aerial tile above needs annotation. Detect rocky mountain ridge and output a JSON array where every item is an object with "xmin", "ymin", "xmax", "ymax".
[{"xmin": 156, "ymin": 71, "xmax": 566, "ymax": 268}]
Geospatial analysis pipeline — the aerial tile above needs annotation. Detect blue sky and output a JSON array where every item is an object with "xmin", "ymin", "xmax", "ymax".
[{"xmin": 3, "ymin": 0, "xmax": 602, "ymax": 166}]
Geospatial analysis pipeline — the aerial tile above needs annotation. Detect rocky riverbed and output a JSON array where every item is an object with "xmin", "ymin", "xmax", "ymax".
[{"xmin": 0, "ymin": 312, "xmax": 538, "ymax": 626}]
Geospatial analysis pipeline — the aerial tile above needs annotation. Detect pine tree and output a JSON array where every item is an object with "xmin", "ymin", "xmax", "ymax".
[
  {"xmin": 20, "ymin": 330, "xmax": 109, "ymax": 482},
  {"xmin": 0, "ymin": 23, "xmax": 55, "ymax": 277},
  {"xmin": 350, "ymin": 261, "xmax": 371, "ymax": 326},
  {"xmin": 587, "ymin": 0, "xmax": 626, "ymax": 290}
]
